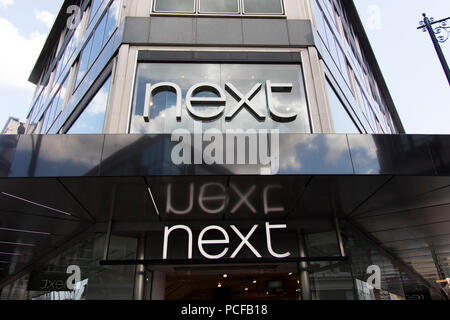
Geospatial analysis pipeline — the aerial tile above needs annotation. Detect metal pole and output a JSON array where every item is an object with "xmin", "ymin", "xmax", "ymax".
[
  {"xmin": 423, "ymin": 13, "xmax": 450, "ymax": 85},
  {"xmin": 431, "ymin": 249, "xmax": 446, "ymax": 281},
  {"xmin": 133, "ymin": 232, "xmax": 146, "ymax": 300},
  {"xmin": 298, "ymin": 231, "xmax": 311, "ymax": 300},
  {"xmin": 103, "ymin": 184, "xmax": 116, "ymax": 261},
  {"xmin": 332, "ymin": 196, "xmax": 346, "ymax": 257}
]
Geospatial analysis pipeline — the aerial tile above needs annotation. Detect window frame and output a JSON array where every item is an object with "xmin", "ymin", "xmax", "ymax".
[
  {"xmin": 128, "ymin": 50, "xmax": 311, "ymax": 134},
  {"xmin": 152, "ymin": 0, "xmax": 285, "ymax": 17}
]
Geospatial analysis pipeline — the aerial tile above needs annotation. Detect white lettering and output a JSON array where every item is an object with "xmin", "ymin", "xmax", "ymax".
[
  {"xmin": 186, "ymin": 83, "xmax": 226, "ymax": 119},
  {"xmin": 266, "ymin": 80, "xmax": 297, "ymax": 121},
  {"xmin": 144, "ymin": 82, "xmax": 182, "ymax": 122},
  {"xmin": 198, "ymin": 226, "xmax": 229, "ymax": 259},
  {"xmin": 230, "ymin": 225, "xmax": 262, "ymax": 258},
  {"xmin": 225, "ymin": 82, "xmax": 265, "ymax": 120},
  {"xmin": 265, "ymin": 222, "xmax": 291, "ymax": 258},
  {"xmin": 163, "ymin": 225, "xmax": 193, "ymax": 259}
]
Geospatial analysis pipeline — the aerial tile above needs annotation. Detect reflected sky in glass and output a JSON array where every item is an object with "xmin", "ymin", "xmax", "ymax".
[
  {"xmin": 67, "ymin": 76, "xmax": 111, "ymax": 134},
  {"xmin": 326, "ymin": 81, "xmax": 360, "ymax": 134}
]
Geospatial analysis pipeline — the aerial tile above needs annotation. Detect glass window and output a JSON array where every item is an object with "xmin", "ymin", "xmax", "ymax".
[
  {"xmin": 75, "ymin": 38, "xmax": 93, "ymax": 88},
  {"xmin": 25, "ymin": 233, "xmax": 137, "ymax": 301},
  {"xmin": 243, "ymin": 0, "xmax": 283, "ymax": 14},
  {"xmin": 154, "ymin": 0, "xmax": 196, "ymax": 12},
  {"xmin": 103, "ymin": 0, "xmax": 121, "ymax": 45},
  {"xmin": 89, "ymin": 0, "xmax": 102, "ymax": 23},
  {"xmin": 326, "ymin": 81, "xmax": 360, "ymax": 134},
  {"xmin": 67, "ymin": 76, "xmax": 111, "ymax": 134},
  {"xmin": 312, "ymin": 1, "xmax": 328, "ymax": 44},
  {"xmin": 88, "ymin": 14, "xmax": 107, "ymax": 67},
  {"xmin": 54, "ymin": 77, "xmax": 69, "ymax": 120},
  {"xmin": 131, "ymin": 63, "xmax": 310, "ymax": 134},
  {"xmin": 41, "ymin": 99, "xmax": 56, "ymax": 134},
  {"xmin": 199, "ymin": 0, "xmax": 239, "ymax": 13}
]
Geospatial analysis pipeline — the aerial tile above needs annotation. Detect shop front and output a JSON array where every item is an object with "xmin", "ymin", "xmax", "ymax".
[
  {"xmin": 0, "ymin": 150, "xmax": 447, "ymax": 301},
  {"xmin": 0, "ymin": 51, "xmax": 448, "ymax": 301}
]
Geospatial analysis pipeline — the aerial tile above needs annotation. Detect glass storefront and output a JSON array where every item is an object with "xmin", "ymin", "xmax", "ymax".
[
  {"xmin": 0, "ymin": 220, "xmax": 438, "ymax": 301},
  {"xmin": 0, "ymin": 234, "xmax": 136, "ymax": 300}
]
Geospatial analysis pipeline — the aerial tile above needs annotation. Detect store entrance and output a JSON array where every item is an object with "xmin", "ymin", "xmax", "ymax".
[{"xmin": 161, "ymin": 263, "xmax": 300, "ymax": 300}]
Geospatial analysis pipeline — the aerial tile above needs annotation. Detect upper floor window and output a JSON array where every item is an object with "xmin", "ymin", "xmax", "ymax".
[
  {"xmin": 155, "ymin": 0, "xmax": 195, "ymax": 12},
  {"xmin": 243, "ymin": 0, "xmax": 283, "ymax": 14},
  {"xmin": 201, "ymin": 0, "xmax": 239, "ymax": 13},
  {"xmin": 153, "ymin": 0, "xmax": 284, "ymax": 15}
]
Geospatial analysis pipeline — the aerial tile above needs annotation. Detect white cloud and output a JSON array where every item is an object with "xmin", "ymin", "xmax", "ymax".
[
  {"xmin": 0, "ymin": 17, "xmax": 47, "ymax": 90},
  {"xmin": 88, "ymin": 89, "xmax": 108, "ymax": 115},
  {"xmin": 34, "ymin": 9, "xmax": 55, "ymax": 29},
  {"xmin": 0, "ymin": 0, "xmax": 14, "ymax": 9}
]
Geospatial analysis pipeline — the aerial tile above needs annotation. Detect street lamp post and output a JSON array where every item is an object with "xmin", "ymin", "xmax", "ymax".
[{"xmin": 417, "ymin": 13, "xmax": 450, "ymax": 85}]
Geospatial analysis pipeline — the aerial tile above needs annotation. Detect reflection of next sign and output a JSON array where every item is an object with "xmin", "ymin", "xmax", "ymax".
[
  {"xmin": 143, "ymin": 81, "xmax": 298, "ymax": 122},
  {"xmin": 165, "ymin": 182, "xmax": 284, "ymax": 215}
]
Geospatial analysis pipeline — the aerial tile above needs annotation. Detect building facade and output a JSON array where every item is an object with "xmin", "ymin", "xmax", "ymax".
[
  {"xmin": 0, "ymin": 0, "xmax": 448, "ymax": 300},
  {"xmin": 1, "ymin": 118, "xmax": 25, "ymax": 135}
]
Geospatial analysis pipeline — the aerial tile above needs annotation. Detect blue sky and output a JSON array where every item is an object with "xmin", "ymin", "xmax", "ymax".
[
  {"xmin": 355, "ymin": 0, "xmax": 450, "ymax": 134},
  {"xmin": 0, "ymin": 0, "xmax": 448, "ymax": 134}
]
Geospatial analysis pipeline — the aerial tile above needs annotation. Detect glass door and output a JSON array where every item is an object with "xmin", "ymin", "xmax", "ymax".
[{"xmin": 160, "ymin": 263, "xmax": 301, "ymax": 300}]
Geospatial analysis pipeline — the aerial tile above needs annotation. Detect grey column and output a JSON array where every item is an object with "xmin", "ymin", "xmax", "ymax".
[
  {"xmin": 133, "ymin": 233, "xmax": 146, "ymax": 300},
  {"xmin": 298, "ymin": 231, "xmax": 311, "ymax": 300},
  {"xmin": 151, "ymin": 271, "xmax": 166, "ymax": 300}
]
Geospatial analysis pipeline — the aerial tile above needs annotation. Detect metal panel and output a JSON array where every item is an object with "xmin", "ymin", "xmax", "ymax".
[
  {"xmin": 242, "ymin": 19, "xmax": 289, "ymax": 46},
  {"xmin": 196, "ymin": 18, "xmax": 244, "ymax": 45},
  {"xmin": 9, "ymin": 135, "xmax": 104, "ymax": 178},
  {"xmin": 149, "ymin": 17, "xmax": 196, "ymax": 44},
  {"xmin": 122, "ymin": 17, "xmax": 150, "ymax": 44}
]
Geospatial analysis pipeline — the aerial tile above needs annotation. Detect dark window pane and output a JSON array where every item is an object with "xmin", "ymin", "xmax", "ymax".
[
  {"xmin": 154, "ymin": 0, "xmax": 195, "ymax": 12},
  {"xmin": 67, "ymin": 76, "xmax": 111, "ymax": 134},
  {"xmin": 326, "ymin": 81, "xmax": 360, "ymax": 134},
  {"xmin": 244, "ymin": 0, "xmax": 283, "ymax": 14},
  {"xmin": 200, "ymin": 0, "xmax": 239, "ymax": 13}
]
